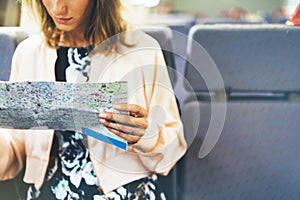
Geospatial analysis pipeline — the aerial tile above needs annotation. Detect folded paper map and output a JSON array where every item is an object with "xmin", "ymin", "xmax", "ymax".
[{"xmin": 0, "ymin": 81, "xmax": 128, "ymax": 150}]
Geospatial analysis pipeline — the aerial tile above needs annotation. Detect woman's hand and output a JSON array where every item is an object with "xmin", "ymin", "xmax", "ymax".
[{"xmin": 99, "ymin": 104, "xmax": 148, "ymax": 144}]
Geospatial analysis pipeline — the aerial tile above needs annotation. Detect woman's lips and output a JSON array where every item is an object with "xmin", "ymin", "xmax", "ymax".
[{"xmin": 54, "ymin": 17, "xmax": 72, "ymax": 24}]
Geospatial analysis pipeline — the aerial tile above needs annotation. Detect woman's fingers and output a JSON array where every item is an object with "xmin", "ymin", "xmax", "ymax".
[
  {"xmin": 98, "ymin": 104, "xmax": 149, "ymax": 144},
  {"xmin": 113, "ymin": 104, "xmax": 148, "ymax": 118},
  {"xmin": 106, "ymin": 127, "xmax": 141, "ymax": 144},
  {"xmin": 99, "ymin": 112, "xmax": 148, "ymax": 128},
  {"xmin": 99, "ymin": 119, "xmax": 144, "ymax": 137}
]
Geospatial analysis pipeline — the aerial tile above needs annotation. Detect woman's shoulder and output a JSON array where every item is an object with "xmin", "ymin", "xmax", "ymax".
[
  {"xmin": 125, "ymin": 25, "xmax": 162, "ymax": 49},
  {"xmin": 17, "ymin": 34, "xmax": 44, "ymax": 49},
  {"xmin": 14, "ymin": 33, "xmax": 53, "ymax": 59}
]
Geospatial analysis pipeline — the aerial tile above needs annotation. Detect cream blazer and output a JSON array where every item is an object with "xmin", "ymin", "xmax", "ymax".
[{"xmin": 0, "ymin": 30, "xmax": 187, "ymax": 194}]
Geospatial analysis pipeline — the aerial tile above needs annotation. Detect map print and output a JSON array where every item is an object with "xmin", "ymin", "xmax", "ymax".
[{"xmin": 0, "ymin": 81, "xmax": 128, "ymax": 150}]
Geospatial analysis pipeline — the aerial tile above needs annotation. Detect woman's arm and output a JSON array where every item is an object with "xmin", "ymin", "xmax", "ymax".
[
  {"xmin": 0, "ymin": 129, "xmax": 26, "ymax": 180},
  {"xmin": 98, "ymin": 41, "xmax": 187, "ymax": 174}
]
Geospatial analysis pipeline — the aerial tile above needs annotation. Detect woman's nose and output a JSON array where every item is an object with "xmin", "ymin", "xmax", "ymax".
[{"xmin": 51, "ymin": 0, "xmax": 67, "ymax": 15}]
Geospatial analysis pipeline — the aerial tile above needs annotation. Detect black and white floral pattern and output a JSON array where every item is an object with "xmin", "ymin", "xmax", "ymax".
[
  {"xmin": 65, "ymin": 48, "xmax": 90, "ymax": 82},
  {"xmin": 27, "ymin": 132, "xmax": 166, "ymax": 200},
  {"xmin": 99, "ymin": 174, "xmax": 166, "ymax": 200},
  {"xmin": 26, "ymin": 131, "xmax": 100, "ymax": 200}
]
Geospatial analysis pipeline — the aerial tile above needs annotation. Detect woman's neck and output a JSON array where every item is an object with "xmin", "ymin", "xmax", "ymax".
[{"xmin": 60, "ymin": 31, "xmax": 87, "ymax": 48}]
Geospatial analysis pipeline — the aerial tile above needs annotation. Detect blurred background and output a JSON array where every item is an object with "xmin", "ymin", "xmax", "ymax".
[{"xmin": 0, "ymin": 0, "xmax": 298, "ymax": 27}]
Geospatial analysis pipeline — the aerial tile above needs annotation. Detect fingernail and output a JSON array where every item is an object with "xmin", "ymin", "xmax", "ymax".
[
  {"xmin": 99, "ymin": 119, "xmax": 106, "ymax": 123},
  {"xmin": 99, "ymin": 113, "xmax": 106, "ymax": 118},
  {"xmin": 113, "ymin": 104, "xmax": 121, "ymax": 109}
]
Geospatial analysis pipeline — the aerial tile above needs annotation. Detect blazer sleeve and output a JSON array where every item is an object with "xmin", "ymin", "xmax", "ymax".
[{"xmin": 130, "ymin": 43, "xmax": 187, "ymax": 175}]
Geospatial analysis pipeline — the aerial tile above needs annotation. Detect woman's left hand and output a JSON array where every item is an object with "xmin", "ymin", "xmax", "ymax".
[{"xmin": 99, "ymin": 104, "xmax": 148, "ymax": 144}]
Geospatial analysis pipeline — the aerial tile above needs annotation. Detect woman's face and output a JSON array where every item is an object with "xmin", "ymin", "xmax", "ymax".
[{"xmin": 41, "ymin": 0, "xmax": 93, "ymax": 34}]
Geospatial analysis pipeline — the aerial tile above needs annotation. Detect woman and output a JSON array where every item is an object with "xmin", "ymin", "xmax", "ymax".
[{"xmin": 0, "ymin": 0, "xmax": 186, "ymax": 199}]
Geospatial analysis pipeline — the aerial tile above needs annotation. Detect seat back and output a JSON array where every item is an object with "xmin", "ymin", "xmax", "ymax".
[
  {"xmin": 0, "ymin": 27, "xmax": 28, "ymax": 81},
  {"xmin": 140, "ymin": 26, "xmax": 177, "ymax": 87},
  {"xmin": 184, "ymin": 24, "xmax": 300, "ymax": 99},
  {"xmin": 180, "ymin": 24, "xmax": 300, "ymax": 200},
  {"xmin": 0, "ymin": 31, "xmax": 16, "ymax": 80},
  {"xmin": 181, "ymin": 101, "xmax": 300, "ymax": 200}
]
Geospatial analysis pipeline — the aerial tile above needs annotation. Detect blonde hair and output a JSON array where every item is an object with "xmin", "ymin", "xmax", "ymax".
[{"xmin": 20, "ymin": 0, "xmax": 128, "ymax": 51}]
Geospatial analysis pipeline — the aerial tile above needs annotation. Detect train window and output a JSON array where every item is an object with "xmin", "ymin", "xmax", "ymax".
[{"xmin": 0, "ymin": 0, "xmax": 21, "ymax": 26}]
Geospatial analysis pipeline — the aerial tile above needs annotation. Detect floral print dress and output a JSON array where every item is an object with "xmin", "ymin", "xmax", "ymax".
[{"xmin": 26, "ymin": 47, "xmax": 166, "ymax": 200}]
